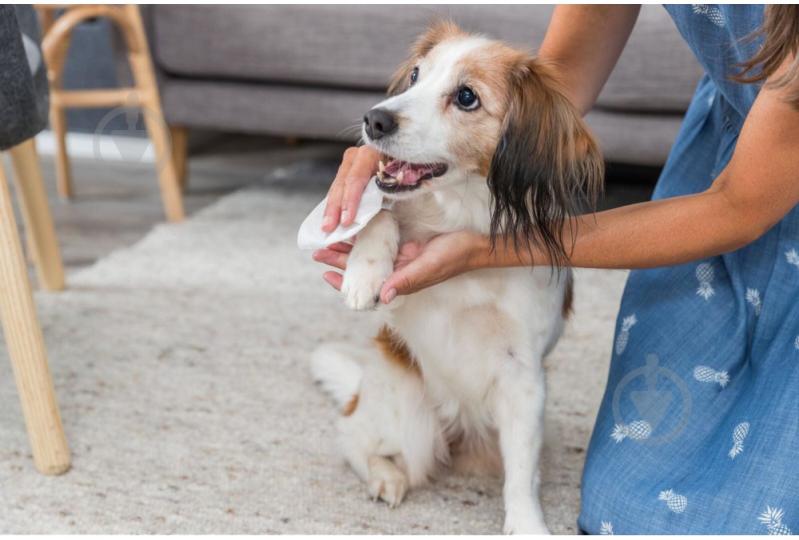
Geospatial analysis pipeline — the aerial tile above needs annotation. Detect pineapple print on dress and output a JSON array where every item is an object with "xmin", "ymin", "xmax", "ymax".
[
  {"xmin": 615, "ymin": 314, "xmax": 637, "ymax": 355},
  {"xmin": 728, "ymin": 421, "xmax": 750, "ymax": 459},
  {"xmin": 693, "ymin": 365, "xmax": 729, "ymax": 388},
  {"xmin": 746, "ymin": 288, "xmax": 762, "ymax": 316},
  {"xmin": 759, "ymin": 506, "xmax": 793, "ymax": 535},
  {"xmin": 695, "ymin": 263, "xmax": 716, "ymax": 300},
  {"xmin": 658, "ymin": 489, "xmax": 688, "ymax": 513},
  {"xmin": 692, "ymin": 4, "xmax": 725, "ymax": 26},
  {"xmin": 786, "ymin": 249, "xmax": 799, "ymax": 270},
  {"xmin": 611, "ymin": 420, "xmax": 652, "ymax": 443},
  {"xmin": 600, "ymin": 521, "xmax": 614, "ymax": 535}
]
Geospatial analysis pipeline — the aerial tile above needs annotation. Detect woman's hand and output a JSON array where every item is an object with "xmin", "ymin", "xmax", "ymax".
[
  {"xmin": 313, "ymin": 231, "xmax": 486, "ymax": 303},
  {"xmin": 321, "ymin": 146, "xmax": 381, "ymax": 232},
  {"xmin": 378, "ymin": 231, "xmax": 485, "ymax": 303}
]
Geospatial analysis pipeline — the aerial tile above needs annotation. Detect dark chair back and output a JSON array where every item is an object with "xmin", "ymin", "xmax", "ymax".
[{"xmin": 0, "ymin": 5, "xmax": 49, "ymax": 150}]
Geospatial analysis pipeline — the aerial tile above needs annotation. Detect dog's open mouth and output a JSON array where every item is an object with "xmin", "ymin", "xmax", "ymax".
[{"xmin": 375, "ymin": 157, "xmax": 448, "ymax": 193}]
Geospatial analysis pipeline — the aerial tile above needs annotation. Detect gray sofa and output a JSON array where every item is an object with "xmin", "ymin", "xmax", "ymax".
[{"xmin": 143, "ymin": 5, "xmax": 703, "ymax": 167}]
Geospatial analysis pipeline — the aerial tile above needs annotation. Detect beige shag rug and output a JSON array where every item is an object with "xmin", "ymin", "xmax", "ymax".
[{"xmin": 0, "ymin": 184, "xmax": 627, "ymax": 533}]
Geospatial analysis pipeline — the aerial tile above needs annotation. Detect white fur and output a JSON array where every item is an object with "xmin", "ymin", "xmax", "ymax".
[{"xmin": 313, "ymin": 34, "xmax": 570, "ymax": 535}]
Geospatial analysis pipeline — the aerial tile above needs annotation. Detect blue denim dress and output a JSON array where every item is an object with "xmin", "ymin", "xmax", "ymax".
[{"xmin": 579, "ymin": 5, "xmax": 799, "ymax": 535}]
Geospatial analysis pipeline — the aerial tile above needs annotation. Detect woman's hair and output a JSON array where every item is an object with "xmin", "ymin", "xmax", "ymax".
[{"xmin": 734, "ymin": 5, "xmax": 799, "ymax": 108}]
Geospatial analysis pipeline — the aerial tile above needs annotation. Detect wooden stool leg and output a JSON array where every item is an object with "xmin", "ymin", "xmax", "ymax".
[
  {"xmin": 124, "ymin": 6, "xmax": 184, "ymax": 222},
  {"xmin": 169, "ymin": 125, "xmax": 188, "ymax": 191},
  {"xmin": 0, "ymin": 161, "xmax": 70, "ymax": 475},
  {"xmin": 9, "ymin": 139, "xmax": 66, "ymax": 292}
]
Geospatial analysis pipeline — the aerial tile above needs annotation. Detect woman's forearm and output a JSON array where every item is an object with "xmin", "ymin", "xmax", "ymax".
[
  {"xmin": 474, "ymin": 52, "xmax": 799, "ymax": 272},
  {"xmin": 538, "ymin": 5, "xmax": 641, "ymax": 114},
  {"xmin": 474, "ymin": 185, "xmax": 766, "ymax": 271}
]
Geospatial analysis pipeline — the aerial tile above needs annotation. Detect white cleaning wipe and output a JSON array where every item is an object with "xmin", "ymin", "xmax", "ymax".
[{"xmin": 297, "ymin": 178, "xmax": 389, "ymax": 250}]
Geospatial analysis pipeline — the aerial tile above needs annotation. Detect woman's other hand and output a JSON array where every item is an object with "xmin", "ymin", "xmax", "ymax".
[
  {"xmin": 379, "ymin": 231, "xmax": 485, "ymax": 303},
  {"xmin": 314, "ymin": 231, "xmax": 486, "ymax": 303},
  {"xmin": 321, "ymin": 146, "xmax": 381, "ymax": 232}
]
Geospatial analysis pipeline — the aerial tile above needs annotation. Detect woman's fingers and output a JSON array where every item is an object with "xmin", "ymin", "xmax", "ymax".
[
  {"xmin": 322, "ymin": 148, "xmax": 357, "ymax": 232},
  {"xmin": 341, "ymin": 147, "xmax": 381, "ymax": 226},
  {"xmin": 322, "ymin": 146, "xmax": 381, "ymax": 231},
  {"xmin": 395, "ymin": 241, "xmax": 423, "ymax": 268},
  {"xmin": 313, "ymin": 247, "xmax": 350, "ymax": 270},
  {"xmin": 325, "ymin": 242, "xmax": 353, "ymax": 253},
  {"xmin": 380, "ymin": 242, "xmax": 426, "ymax": 303},
  {"xmin": 323, "ymin": 271, "xmax": 343, "ymax": 291},
  {"xmin": 380, "ymin": 261, "xmax": 418, "ymax": 303},
  {"xmin": 378, "ymin": 231, "xmax": 481, "ymax": 304}
]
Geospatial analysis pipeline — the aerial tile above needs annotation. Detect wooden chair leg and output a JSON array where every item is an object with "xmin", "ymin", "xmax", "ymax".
[
  {"xmin": 50, "ymin": 105, "xmax": 73, "ymax": 199},
  {"xmin": 0, "ymin": 161, "xmax": 70, "ymax": 475},
  {"xmin": 42, "ymin": 21, "xmax": 74, "ymax": 200},
  {"xmin": 9, "ymin": 139, "xmax": 66, "ymax": 292},
  {"xmin": 125, "ymin": 6, "xmax": 184, "ymax": 222},
  {"xmin": 169, "ymin": 125, "xmax": 188, "ymax": 191}
]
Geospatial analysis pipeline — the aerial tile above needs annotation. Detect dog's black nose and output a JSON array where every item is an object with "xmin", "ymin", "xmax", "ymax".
[{"xmin": 363, "ymin": 108, "xmax": 398, "ymax": 140}]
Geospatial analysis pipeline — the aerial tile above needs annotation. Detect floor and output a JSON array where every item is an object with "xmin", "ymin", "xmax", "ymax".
[
  {"xmin": 0, "ymin": 133, "xmax": 654, "ymax": 533},
  {"xmin": 8, "ymin": 132, "xmax": 658, "ymax": 279},
  {"xmin": 0, "ymin": 170, "xmax": 630, "ymax": 533}
]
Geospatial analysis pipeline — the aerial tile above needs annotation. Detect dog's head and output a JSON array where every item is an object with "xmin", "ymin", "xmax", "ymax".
[{"xmin": 363, "ymin": 21, "xmax": 603, "ymax": 265}]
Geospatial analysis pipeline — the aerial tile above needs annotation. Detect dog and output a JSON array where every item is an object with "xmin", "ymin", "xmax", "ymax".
[{"xmin": 311, "ymin": 21, "xmax": 602, "ymax": 534}]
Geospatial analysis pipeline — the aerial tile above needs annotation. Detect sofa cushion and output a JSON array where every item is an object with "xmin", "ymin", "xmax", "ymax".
[
  {"xmin": 151, "ymin": 5, "xmax": 702, "ymax": 115},
  {"xmin": 151, "ymin": 5, "xmax": 552, "ymax": 89},
  {"xmin": 159, "ymin": 74, "xmax": 683, "ymax": 167}
]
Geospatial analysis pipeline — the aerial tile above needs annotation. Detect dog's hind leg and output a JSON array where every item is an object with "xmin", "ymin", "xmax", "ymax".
[
  {"xmin": 494, "ymin": 356, "xmax": 549, "ymax": 534},
  {"xmin": 337, "ymin": 404, "xmax": 410, "ymax": 508},
  {"xmin": 367, "ymin": 455, "xmax": 408, "ymax": 508}
]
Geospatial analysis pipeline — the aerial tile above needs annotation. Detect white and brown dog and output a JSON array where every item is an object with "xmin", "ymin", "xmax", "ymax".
[{"xmin": 311, "ymin": 22, "xmax": 602, "ymax": 534}]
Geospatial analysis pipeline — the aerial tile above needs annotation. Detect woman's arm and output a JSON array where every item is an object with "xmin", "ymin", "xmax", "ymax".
[
  {"xmin": 367, "ymin": 54, "xmax": 799, "ymax": 301},
  {"xmin": 538, "ymin": 5, "xmax": 641, "ymax": 114},
  {"xmin": 476, "ymin": 56, "xmax": 799, "ymax": 271}
]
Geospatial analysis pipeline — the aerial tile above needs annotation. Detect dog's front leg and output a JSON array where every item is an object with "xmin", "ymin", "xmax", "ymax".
[
  {"xmin": 341, "ymin": 210, "xmax": 399, "ymax": 310},
  {"xmin": 494, "ymin": 359, "xmax": 549, "ymax": 534}
]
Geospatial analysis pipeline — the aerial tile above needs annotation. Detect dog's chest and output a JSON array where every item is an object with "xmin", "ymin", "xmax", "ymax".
[{"xmin": 386, "ymin": 268, "xmax": 554, "ymax": 407}]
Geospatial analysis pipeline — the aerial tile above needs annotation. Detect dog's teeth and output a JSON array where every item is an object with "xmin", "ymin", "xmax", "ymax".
[
  {"xmin": 396, "ymin": 171, "xmax": 404, "ymax": 183},
  {"xmin": 377, "ymin": 171, "xmax": 384, "ymax": 180},
  {"xmin": 378, "ymin": 160, "xmax": 385, "ymax": 173},
  {"xmin": 383, "ymin": 176, "xmax": 397, "ymax": 185}
]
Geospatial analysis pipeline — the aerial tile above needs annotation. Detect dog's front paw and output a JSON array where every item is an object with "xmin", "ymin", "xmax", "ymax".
[
  {"xmin": 341, "ymin": 258, "xmax": 391, "ymax": 311},
  {"xmin": 367, "ymin": 456, "xmax": 408, "ymax": 508},
  {"xmin": 503, "ymin": 509, "xmax": 549, "ymax": 535}
]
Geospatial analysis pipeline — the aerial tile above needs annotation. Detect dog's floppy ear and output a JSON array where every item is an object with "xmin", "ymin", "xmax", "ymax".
[
  {"xmin": 387, "ymin": 20, "xmax": 465, "ymax": 96},
  {"xmin": 487, "ymin": 58, "xmax": 603, "ymax": 267}
]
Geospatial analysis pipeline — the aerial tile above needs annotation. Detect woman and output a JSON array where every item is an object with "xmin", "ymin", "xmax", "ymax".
[{"xmin": 315, "ymin": 6, "xmax": 799, "ymax": 534}]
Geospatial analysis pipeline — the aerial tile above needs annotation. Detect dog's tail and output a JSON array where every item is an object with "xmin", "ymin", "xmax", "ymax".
[{"xmin": 310, "ymin": 344, "xmax": 363, "ymax": 412}]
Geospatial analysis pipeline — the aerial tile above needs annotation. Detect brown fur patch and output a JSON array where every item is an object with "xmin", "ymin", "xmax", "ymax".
[
  {"xmin": 387, "ymin": 20, "xmax": 466, "ymax": 96},
  {"xmin": 341, "ymin": 394, "xmax": 359, "ymax": 417},
  {"xmin": 447, "ymin": 42, "xmax": 529, "ymax": 176},
  {"xmin": 562, "ymin": 269, "xmax": 574, "ymax": 319},
  {"xmin": 375, "ymin": 325, "xmax": 420, "ymax": 375},
  {"xmin": 486, "ymin": 56, "xmax": 604, "ymax": 267}
]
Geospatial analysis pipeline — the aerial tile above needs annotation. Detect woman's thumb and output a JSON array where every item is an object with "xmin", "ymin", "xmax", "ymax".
[{"xmin": 380, "ymin": 267, "xmax": 415, "ymax": 304}]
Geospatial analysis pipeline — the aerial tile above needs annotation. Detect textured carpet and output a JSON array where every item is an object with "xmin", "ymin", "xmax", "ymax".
[{"xmin": 0, "ymin": 182, "xmax": 627, "ymax": 533}]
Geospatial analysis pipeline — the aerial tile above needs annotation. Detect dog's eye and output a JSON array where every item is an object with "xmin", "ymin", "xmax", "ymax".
[
  {"xmin": 410, "ymin": 67, "xmax": 419, "ymax": 86},
  {"xmin": 455, "ymin": 86, "xmax": 479, "ymax": 111}
]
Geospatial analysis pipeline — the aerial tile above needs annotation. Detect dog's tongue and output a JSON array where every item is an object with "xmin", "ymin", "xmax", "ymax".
[{"xmin": 384, "ymin": 160, "xmax": 432, "ymax": 185}]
